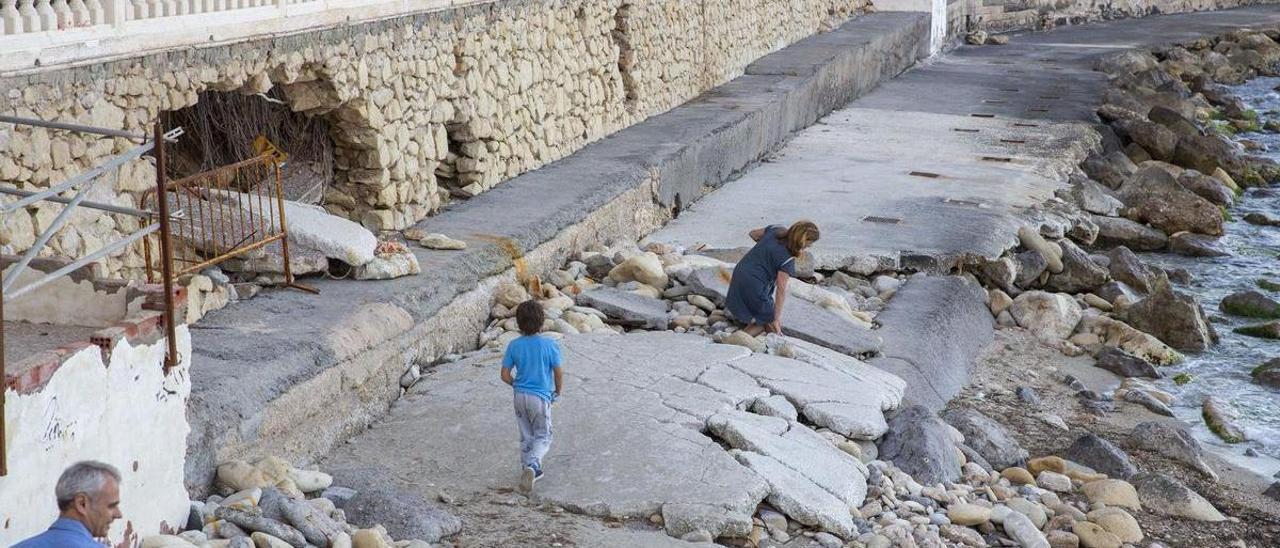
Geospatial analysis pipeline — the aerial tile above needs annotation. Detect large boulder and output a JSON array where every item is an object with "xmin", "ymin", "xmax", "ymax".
[
  {"xmin": 1066, "ymin": 177, "xmax": 1125, "ymax": 216},
  {"xmin": 575, "ymin": 287, "xmax": 670, "ymax": 329},
  {"xmin": 1220, "ymin": 290, "xmax": 1280, "ymax": 319},
  {"xmin": 1096, "ymin": 50, "xmax": 1158, "ymax": 75},
  {"xmin": 1044, "ymin": 239, "xmax": 1110, "ymax": 294},
  {"xmin": 1177, "ymin": 171, "xmax": 1235, "ymax": 205},
  {"xmin": 878, "ymin": 406, "xmax": 962, "ymax": 486},
  {"xmin": 1010, "ymin": 291, "xmax": 1083, "ymax": 343},
  {"xmin": 1122, "ymin": 280, "xmax": 1216, "ymax": 352},
  {"xmin": 1091, "ymin": 215, "xmax": 1168, "ymax": 251},
  {"xmin": 608, "ymin": 252, "xmax": 669, "ymax": 288},
  {"xmin": 335, "ymin": 487, "xmax": 462, "ymax": 542},
  {"xmin": 1065, "ymin": 433, "xmax": 1139, "ymax": 479},
  {"xmin": 1131, "ymin": 473, "xmax": 1225, "ymax": 521},
  {"xmin": 1113, "ymin": 119, "xmax": 1179, "ymax": 161},
  {"xmin": 1117, "ymin": 165, "xmax": 1224, "ymax": 236},
  {"xmin": 1083, "ymin": 151, "xmax": 1139, "ymax": 189},
  {"xmin": 1148, "ymin": 105, "xmax": 1202, "ymax": 137},
  {"xmin": 1172, "ymin": 133, "xmax": 1243, "ymax": 177},
  {"xmin": 940, "ymin": 408, "xmax": 1028, "ymax": 470},
  {"xmin": 1107, "ymin": 247, "xmax": 1160, "ymax": 294},
  {"xmin": 1075, "ymin": 313, "xmax": 1183, "ymax": 366},
  {"xmin": 1131, "ymin": 421, "xmax": 1216, "ymax": 480}
]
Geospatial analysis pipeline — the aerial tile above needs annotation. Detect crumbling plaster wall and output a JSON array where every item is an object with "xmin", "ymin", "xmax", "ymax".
[
  {"xmin": 0, "ymin": 327, "xmax": 193, "ymax": 546},
  {"xmin": 0, "ymin": 0, "xmax": 866, "ymax": 281}
]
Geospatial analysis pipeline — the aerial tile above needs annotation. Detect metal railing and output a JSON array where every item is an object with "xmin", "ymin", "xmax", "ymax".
[
  {"xmin": 0, "ymin": 117, "xmax": 183, "ymax": 477},
  {"xmin": 140, "ymin": 146, "xmax": 316, "ymax": 293}
]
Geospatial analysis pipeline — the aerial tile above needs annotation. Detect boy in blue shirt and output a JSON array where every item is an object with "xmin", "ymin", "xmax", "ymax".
[{"xmin": 501, "ymin": 299, "xmax": 564, "ymax": 493}]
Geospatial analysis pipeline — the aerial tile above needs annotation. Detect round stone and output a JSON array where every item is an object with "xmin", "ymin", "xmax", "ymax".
[
  {"xmin": 1072, "ymin": 521, "xmax": 1122, "ymax": 548},
  {"xmin": 947, "ymin": 503, "xmax": 992, "ymax": 526},
  {"xmin": 1082, "ymin": 479, "xmax": 1141, "ymax": 510},
  {"xmin": 1087, "ymin": 507, "xmax": 1143, "ymax": 543},
  {"xmin": 1002, "ymin": 467, "xmax": 1036, "ymax": 485}
]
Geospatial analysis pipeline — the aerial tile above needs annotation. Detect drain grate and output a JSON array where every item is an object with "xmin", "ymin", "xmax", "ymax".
[
  {"xmin": 943, "ymin": 198, "xmax": 982, "ymax": 207},
  {"xmin": 981, "ymin": 156, "xmax": 1013, "ymax": 163},
  {"xmin": 953, "ymin": 128, "xmax": 981, "ymax": 133},
  {"xmin": 982, "ymin": 99, "xmax": 1007, "ymax": 104},
  {"xmin": 1038, "ymin": 95, "xmax": 1062, "ymax": 100},
  {"xmin": 1013, "ymin": 123, "xmax": 1039, "ymax": 128},
  {"xmin": 862, "ymin": 216, "xmax": 902, "ymax": 224},
  {"xmin": 999, "ymin": 88, "xmax": 1020, "ymax": 92},
  {"xmin": 970, "ymin": 113, "xmax": 996, "ymax": 118},
  {"xmin": 909, "ymin": 171, "xmax": 941, "ymax": 178},
  {"xmin": 1000, "ymin": 139, "xmax": 1026, "ymax": 144},
  {"xmin": 1028, "ymin": 108, "xmax": 1050, "ymax": 113}
]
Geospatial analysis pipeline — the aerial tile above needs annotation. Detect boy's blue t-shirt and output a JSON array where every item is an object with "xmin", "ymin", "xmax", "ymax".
[{"xmin": 502, "ymin": 334, "xmax": 562, "ymax": 401}]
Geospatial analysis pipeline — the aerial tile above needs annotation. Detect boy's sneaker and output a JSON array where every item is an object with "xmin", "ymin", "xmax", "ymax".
[
  {"xmin": 519, "ymin": 466, "xmax": 536, "ymax": 493},
  {"xmin": 532, "ymin": 465, "xmax": 545, "ymax": 484}
]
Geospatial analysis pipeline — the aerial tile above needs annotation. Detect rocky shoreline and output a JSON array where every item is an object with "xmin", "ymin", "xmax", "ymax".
[{"xmin": 136, "ymin": 22, "xmax": 1280, "ymax": 548}]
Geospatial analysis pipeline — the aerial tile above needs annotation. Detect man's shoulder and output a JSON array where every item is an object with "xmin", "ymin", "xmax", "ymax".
[{"xmin": 13, "ymin": 531, "xmax": 71, "ymax": 548}]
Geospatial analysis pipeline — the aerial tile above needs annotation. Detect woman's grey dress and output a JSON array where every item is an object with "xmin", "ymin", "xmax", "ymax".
[{"xmin": 725, "ymin": 225, "xmax": 796, "ymax": 324}]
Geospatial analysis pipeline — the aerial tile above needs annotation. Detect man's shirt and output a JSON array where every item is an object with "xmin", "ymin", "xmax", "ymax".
[{"xmin": 13, "ymin": 517, "xmax": 104, "ymax": 548}]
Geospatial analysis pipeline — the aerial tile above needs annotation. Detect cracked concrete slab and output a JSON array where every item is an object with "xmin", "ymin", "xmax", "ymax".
[
  {"xmin": 871, "ymin": 275, "xmax": 994, "ymax": 411},
  {"xmin": 320, "ymin": 332, "xmax": 902, "ymax": 541}
]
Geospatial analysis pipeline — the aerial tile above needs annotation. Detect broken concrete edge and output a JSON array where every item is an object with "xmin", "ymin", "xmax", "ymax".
[
  {"xmin": 183, "ymin": 12, "xmax": 932, "ymax": 494},
  {"xmin": 5, "ymin": 281, "xmax": 187, "ymax": 395}
]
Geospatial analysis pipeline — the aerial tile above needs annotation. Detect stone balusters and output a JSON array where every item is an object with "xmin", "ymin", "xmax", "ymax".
[{"xmin": 1, "ymin": 0, "xmax": 20, "ymax": 33}]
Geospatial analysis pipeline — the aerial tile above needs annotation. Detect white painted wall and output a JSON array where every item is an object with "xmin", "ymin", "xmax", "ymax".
[
  {"xmin": 875, "ymin": 0, "xmax": 948, "ymax": 55},
  {"xmin": 0, "ymin": 326, "xmax": 192, "ymax": 546}
]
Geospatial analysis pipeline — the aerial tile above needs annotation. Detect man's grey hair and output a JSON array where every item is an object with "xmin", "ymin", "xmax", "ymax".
[{"xmin": 55, "ymin": 461, "xmax": 121, "ymax": 510}]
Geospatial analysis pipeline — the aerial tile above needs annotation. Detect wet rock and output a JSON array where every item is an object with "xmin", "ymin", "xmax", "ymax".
[
  {"xmin": 1117, "ymin": 165, "xmax": 1223, "ymax": 236},
  {"xmin": 1263, "ymin": 481, "xmax": 1280, "ymax": 502},
  {"xmin": 1095, "ymin": 347, "xmax": 1161, "ymax": 378},
  {"xmin": 1252, "ymin": 358, "xmax": 1280, "ymax": 388},
  {"xmin": 1131, "ymin": 421, "xmax": 1216, "ymax": 480},
  {"xmin": 1044, "ymin": 240, "xmax": 1110, "ymax": 294},
  {"xmin": 1131, "ymin": 472, "xmax": 1225, "ymax": 521},
  {"xmin": 940, "ymin": 408, "xmax": 1028, "ymax": 470},
  {"xmin": 1010, "ymin": 291, "xmax": 1082, "ymax": 343},
  {"xmin": 338, "ymin": 487, "xmax": 462, "ymax": 542},
  {"xmin": 1090, "ymin": 215, "xmax": 1168, "ymax": 251},
  {"xmin": 1065, "ymin": 433, "xmax": 1138, "ymax": 479},
  {"xmin": 1244, "ymin": 211, "xmax": 1280, "ymax": 226},
  {"xmin": 1234, "ymin": 320, "xmax": 1280, "ymax": 339},
  {"xmin": 1176, "ymin": 171, "xmax": 1235, "ymax": 205},
  {"xmin": 1114, "ymin": 119, "xmax": 1179, "ymax": 161},
  {"xmin": 1220, "ymin": 290, "xmax": 1280, "ymax": 318},
  {"xmin": 1203, "ymin": 397, "xmax": 1248, "ymax": 443},
  {"xmin": 1082, "ymin": 479, "xmax": 1141, "ymax": 510},
  {"xmin": 1106, "ymin": 247, "xmax": 1159, "ymax": 294},
  {"xmin": 878, "ymin": 406, "xmax": 962, "ymax": 486},
  {"xmin": 1121, "ymin": 280, "xmax": 1216, "ymax": 352},
  {"xmin": 1168, "ymin": 232, "xmax": 1229, "ymax": 257},
  {"xmin": 1122, "ymin": 388, "xmax": 1175, "ymax": 416},
  {"xmin": 1096, "ymin": 50, "xmax": 1158, "ymax": 75}
]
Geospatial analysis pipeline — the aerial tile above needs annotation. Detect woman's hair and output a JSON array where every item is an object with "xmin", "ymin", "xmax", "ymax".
[
  {"xmin": 783, "ymin": 220, "xmax": 820, "ymax": 257},
  {"xmin": 515, "ymin": 300, "xmax": 545, "ymax": 335}
]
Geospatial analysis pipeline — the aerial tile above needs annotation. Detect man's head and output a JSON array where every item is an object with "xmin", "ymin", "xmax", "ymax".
[
  {"xmin": 55, "ymin": 461, "xmax": 122, "ymax": 537},
  {"xmin": 515, "ymin": 300, "xmax": 545, "ymax": 336}
]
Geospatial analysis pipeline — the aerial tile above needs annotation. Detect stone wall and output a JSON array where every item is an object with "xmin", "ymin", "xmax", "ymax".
[
  {"xmin": 970, "ymin": 0, "xmax": 1280, "ymax": 33},
  {"xmin": 0, "ymin": 0, "xmax": 866, "ymax": 281}
]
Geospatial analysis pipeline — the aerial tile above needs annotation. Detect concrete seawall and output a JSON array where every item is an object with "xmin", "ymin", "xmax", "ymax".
[{"xmin": 182, "ymin": 12, "xmax": 932, "ymax": 493}]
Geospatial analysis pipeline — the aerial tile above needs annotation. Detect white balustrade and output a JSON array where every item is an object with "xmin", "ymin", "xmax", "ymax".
[{"xmin": 2, "ymin": 0, "xmax": 20, "ymax": 34}]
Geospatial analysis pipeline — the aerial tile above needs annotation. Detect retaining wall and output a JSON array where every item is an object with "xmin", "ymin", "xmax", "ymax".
[
  {"xmin": 971, "ymin": 0, "xmax": 1280, "ymax": 32},
  {"xmin": 0, "ymin": 0, "xmax": 868, "ymax": 281}
]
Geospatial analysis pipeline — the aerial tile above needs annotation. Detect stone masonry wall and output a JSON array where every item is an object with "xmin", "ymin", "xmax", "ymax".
[
  {"xmin": 970, "ymin": 0, "xmax": 1280, "ymax": 33},
  {"xmin": 0, "ymin": 0, "xmax": 865, "ymax": 281}
]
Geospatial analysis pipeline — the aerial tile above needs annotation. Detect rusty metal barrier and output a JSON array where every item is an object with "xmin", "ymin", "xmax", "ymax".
[{"xmin": 141, "ymin": 151, "xmax": 316, "ymax": 295}]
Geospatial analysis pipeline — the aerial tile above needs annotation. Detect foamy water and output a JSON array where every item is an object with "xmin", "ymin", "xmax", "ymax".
[{"xmin": 1144, "ymin": 76, "xmax": 1280, "ymax": 478}]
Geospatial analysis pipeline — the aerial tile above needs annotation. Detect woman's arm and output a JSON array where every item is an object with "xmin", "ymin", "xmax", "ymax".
[{"xmin": 771, "ymin": 270, "xmax": 790, "ymax": 333}]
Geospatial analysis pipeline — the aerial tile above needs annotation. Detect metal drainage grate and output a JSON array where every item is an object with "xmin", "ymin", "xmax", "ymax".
[
  {"xmin": 1028, "ymin": 108, "xmax": 1050, "ymax": 113},
  {"xmin": 953, "ymin": 128, "xmax": 981, "ymax": 133},
  {"xmin": 1013, "ymin": 123, "xmax": 1039, "ymax": 128},
  {"xmin": 981, "ymin": 156, "xmax": 1014, "ymax": 163},
  {"xmin": 909, "ymin": 171, "xmax": 941, "ymax": 178},
  {"xmin": 1000, "ymin": 139, "xmax": 1026, "ymax": 144},
  {"xmin": 1000, "ymin": 88, "xmax": 1020, "ymax": 92},
  {"xmin": 1038, "ymin": 95, "xmax": 1062, "ymax": 100},
  {"xmin": 982, "ymin": 99, "xmax": 1007, "ymax": 104},
  {"xmin": 862, "ymin": 216, "xmax": 902, "ymax": 224},
  {"xmin": 970, "ymin": 113, "xmax": 996, "ymax": 118}
]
